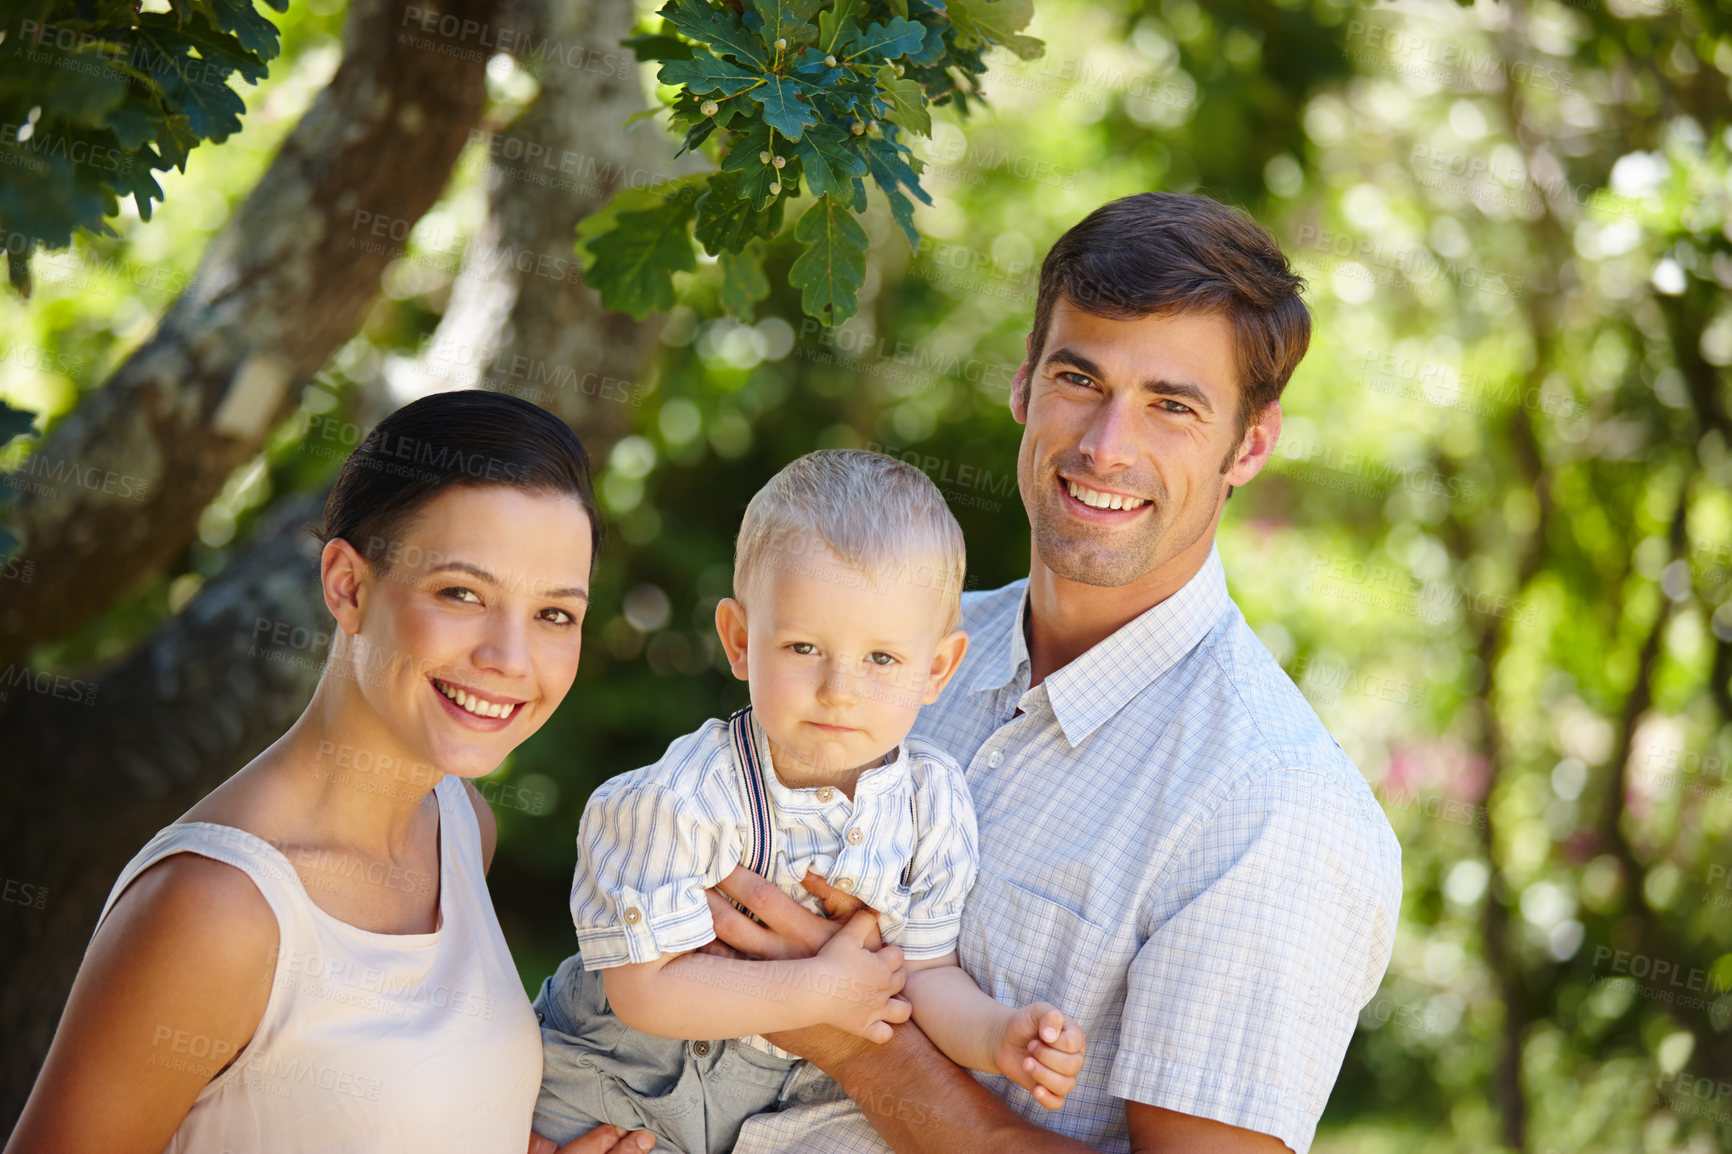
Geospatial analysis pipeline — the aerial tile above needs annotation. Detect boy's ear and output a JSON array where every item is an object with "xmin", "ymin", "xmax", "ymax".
[
  {"xmin": 714, "ymin": 598, "xmax": 751, "ymax": 682},
  {"xmin": 921, "ymin": 629, "xmax": 969, "ymax": 705}
]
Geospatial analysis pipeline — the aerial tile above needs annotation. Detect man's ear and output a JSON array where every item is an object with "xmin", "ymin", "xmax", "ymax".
[
  {"xmin": 921, "ymin": 629, "xmax": 970, "ymax": 704},
  {"xmin": 321, "ymin": 537, "xmax": 370, "ymax": 636},
  {"xmin": 1009, "ymin": 331, "xmax": 1034, "ymax": 424},
  {"xmin": 714, "ymin": 597, "xmax": 751, "ymax": 682},
  {"xmin": 1224, "ymin": 401, "xmax": 1282, "ymax": 488}
]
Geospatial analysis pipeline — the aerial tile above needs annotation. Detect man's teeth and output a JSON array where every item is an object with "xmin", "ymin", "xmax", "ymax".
[
  {"xmin": 1066, "ymin": 479, "xmax": 1148, "ymax": 511},
  {"xmin": 436, "ymin": 680, "xmax": 516, "ymax": 719}
]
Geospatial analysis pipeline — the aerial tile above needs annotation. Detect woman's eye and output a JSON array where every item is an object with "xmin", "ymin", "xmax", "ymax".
[
  {"xmin": 439, "ymin": 586, "xmax": 481, "ymax": 604},
  {"xmin": 867, "ymin": 652, "xmax": 897, "ymax": 666},
  {"xmin": 789, "ymin": 642, "xmax": 818, "ymax": 656},
  {"xmin": 540, "ymin": 608, "xmax": 576, "ymax": 626}
]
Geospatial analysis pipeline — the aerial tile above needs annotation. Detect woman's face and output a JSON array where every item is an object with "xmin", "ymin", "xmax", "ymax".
[{"xmin": 324, "ymin": 484, "xmax": 593, "ymax": 780}]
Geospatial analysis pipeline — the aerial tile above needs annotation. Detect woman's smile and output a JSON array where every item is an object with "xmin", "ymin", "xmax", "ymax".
[{"xmin": 430, "ymin": 676, "xmax": 527, "ymax": 728}]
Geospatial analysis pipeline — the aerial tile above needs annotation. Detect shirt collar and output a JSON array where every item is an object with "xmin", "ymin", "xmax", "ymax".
[
  {"xmin": 974, "ymin": 544, "xmax": 1232, "ymax": 748},
  {"xmin": 749, "ymin": 706, "xmax": 906, "ymax": 808}
]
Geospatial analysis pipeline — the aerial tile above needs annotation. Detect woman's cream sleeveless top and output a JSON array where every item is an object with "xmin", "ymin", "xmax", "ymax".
[{"xmin": 93, "ymin": 773, "xmax": 543, "ymax": 1153}]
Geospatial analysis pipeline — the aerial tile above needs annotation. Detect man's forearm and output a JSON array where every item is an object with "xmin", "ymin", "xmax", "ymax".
[{"xmin": 808, "ymin": 1021, "xmax": 1097, "ymax": 1154}]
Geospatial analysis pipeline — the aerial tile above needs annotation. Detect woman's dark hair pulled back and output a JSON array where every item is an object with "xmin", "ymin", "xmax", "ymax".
[{"xmin": 311, "ymin": 390, "xmax": 600, "ymax": 573}]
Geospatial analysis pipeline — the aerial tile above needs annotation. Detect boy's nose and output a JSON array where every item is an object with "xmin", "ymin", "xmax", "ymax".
[{"xmin": 815, "ymin": 658, "xmax": 858, "ymax": 704}]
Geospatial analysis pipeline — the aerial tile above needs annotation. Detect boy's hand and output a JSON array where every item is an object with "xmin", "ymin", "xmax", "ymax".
[
  {"xmin": 813, "ymin": 910, "xmax": 912, "ymax": 1043},
  {"xmin": 994, "ymin": 1003, "xmax": 1085, "ymax": 1110}
]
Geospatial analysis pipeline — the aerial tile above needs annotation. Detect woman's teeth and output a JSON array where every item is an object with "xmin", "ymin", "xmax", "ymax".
[
  {"xmin": 1066, "ymin": 479, "xmax": 1148, "ymax": 510},
  {"xmin": 435, "ymin": 679, "xmax": 518, "ymax": 719}
]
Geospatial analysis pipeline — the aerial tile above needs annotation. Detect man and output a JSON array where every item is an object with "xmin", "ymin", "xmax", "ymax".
[{"xmin": 712, "ymin": 192, "xmax": 1402, "ymax": 1154}]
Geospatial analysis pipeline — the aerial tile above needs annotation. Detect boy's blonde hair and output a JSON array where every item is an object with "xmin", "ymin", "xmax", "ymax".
[{"xmin": 734, "ymin": 450, "xmax": 966, "ymax": 633}]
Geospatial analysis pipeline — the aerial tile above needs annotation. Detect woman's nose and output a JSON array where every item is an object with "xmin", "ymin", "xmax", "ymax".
[{"xmin": 474, "ymin": 612, "xmax": 532, "ymax": 677}]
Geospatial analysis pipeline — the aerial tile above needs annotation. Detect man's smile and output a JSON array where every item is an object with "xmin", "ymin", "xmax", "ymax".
[{"xmin": 1056, "ymin": 473, "xmax": 1152, "ymax": 518}]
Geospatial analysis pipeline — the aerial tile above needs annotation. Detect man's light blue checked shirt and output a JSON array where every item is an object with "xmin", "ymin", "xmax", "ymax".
[{"xmin": 735, "ymin": 544, "xmax": 1403, "ymax": 1154}]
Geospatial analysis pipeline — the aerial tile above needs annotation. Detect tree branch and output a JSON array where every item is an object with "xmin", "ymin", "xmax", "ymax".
[{"xmin": 0, "ymin": 0, "xmax": 495, "ymax": 670}]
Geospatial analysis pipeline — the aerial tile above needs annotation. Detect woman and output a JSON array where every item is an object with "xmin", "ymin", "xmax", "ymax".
[{"xmin": 6, "ymin": 391, "xmax": 649, "ymax": 1154}]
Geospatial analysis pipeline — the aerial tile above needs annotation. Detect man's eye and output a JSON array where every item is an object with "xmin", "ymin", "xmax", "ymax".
[
  {"xmin": 789, "ymin": 642, "xmax": 818, "ymax": 655},
  {"xmin": 1157, "ymin": 399, "xmax": 1195, "ymax": 414},
  {"xmin": 867, "ymin": 652, "xmax": 897, "ymax": 667},
  {"xmin": 439, "ymin": 586, "xmax": 481, "ymax": 604},
  {"xmin": 1060, "ymin": 371, "xmax": 1095, "ymax": 389}
]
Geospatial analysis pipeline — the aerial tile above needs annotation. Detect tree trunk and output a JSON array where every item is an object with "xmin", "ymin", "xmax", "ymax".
[
  {"xmin": 0, "ymin": 0, "xmax": 680, "ymax": 1124},
  {"xmin": 0, "ymin": 0, "xmax": 493, "ymax": 671}
]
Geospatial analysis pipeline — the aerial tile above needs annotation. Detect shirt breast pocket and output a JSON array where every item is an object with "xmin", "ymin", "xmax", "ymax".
[{"xmin": 957, "ymin": 865, "xmax": 1122, "ymax": 1019}]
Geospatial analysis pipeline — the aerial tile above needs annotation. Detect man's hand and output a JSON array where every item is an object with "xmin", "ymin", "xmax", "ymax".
[
  {"xmin": 994, "ymin": 1003, "xmax": 1086, "ymax": 1110},
  {"xmin": 527, "ymin": 1123, "xmax": 654, "ymax": 1154},
  {"xmin": 812, "ymin": 911, "xmax": 913, "ymax": 1043},
  {"xmin": 706, "ymin": 867, "xmax": 876, "ymax": 960}
]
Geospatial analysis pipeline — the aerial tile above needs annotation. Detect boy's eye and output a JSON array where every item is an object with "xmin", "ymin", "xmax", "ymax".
[
  {"xmin": 789, "ymin": 642, "xmax": 818, "ymax": 656},
  {"xmin": 867, "ymin": 652, "xmax": 897, "ymax": 666},
  {"xmin": 439, "ymin": 586, "xmax": 481, "ymax": 604}
]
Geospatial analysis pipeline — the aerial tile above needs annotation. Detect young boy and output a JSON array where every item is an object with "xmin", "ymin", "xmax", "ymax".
[{"xmin": 531, "ymin": 450, "xmax": 1086, "ymax": 1153}]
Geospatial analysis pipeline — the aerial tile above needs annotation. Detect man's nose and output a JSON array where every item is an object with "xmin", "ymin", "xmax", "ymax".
[{"xmin": 1076, "ymin": 396, "xmax": 1140, "ymax": 471}]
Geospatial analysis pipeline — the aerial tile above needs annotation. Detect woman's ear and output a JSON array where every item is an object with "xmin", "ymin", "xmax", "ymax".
[
  {"xmin": 714, "ymin": 597, "xmax": 751, "ymax": 682},
  {"xmin": 321, "ymin": 538, "xmax": 370, "ymax": 635}
]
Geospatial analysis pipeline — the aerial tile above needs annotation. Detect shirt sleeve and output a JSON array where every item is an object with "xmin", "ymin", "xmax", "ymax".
[
  {"xmin": 568, "ymin": 780, "xmax": 740, "ymax": 969},
  {"xmin": 893, "ymin": 751, "xmax": 981, "ymax": 961},
  {"xmin": 1106, "ymin": 768, "xmax": 1401, "ymax": 1154}
]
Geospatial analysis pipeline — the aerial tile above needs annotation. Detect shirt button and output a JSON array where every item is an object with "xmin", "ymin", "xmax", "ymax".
[
  {"xmin": 846, "ymin": 828, "xmax": 864, "ymax": 845},
  {"xmin": 691, "ymin": 1040, "xmax": 712, "ymax": 1057},
  {"xmin": 835, "ymin": 878, "xmax": 854, "ymax": 892},
  {"xmin": 817, "ymin": 786, "xmax": 835, "ymax": 802},
  {"xmin": 623, "ymin": 907, "xmax": 643, "ymax": 925},
  {"xmin": 987, "ymin": 750, "xmax": 1004, "ymax": 768}
]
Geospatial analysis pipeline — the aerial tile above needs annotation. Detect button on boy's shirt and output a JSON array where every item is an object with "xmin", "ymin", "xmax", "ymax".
[
  {"xmin": 735, "ymin": 544, "xmax": 1403, "ymax": 1154},
  {"xmin": 568, "ymin": 707, "xmax": 980, "ymax": 970}
]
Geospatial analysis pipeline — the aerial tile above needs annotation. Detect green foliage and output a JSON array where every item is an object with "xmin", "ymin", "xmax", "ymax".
[
  {"xmin": 0, "ymin": 0, "xmax": 286, "ymax": 294},
  {"xmin": 583, "ymin": 0, "xmax": 1042, "ymax": 326},
  {"xmin": 0, "ymin": 398, "xmax": 35, "ymax": 557}
]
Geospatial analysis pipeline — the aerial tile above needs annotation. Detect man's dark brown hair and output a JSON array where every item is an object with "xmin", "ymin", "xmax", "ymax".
[{"xmin": 1026, "ymin": 192, "xmax": 1311, "ymax": 469}]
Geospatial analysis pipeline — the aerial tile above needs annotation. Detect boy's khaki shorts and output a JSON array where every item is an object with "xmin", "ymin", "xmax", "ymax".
[{"xmin": 532, "ymin": 952, "xmax": 808, "ymax": 1154}]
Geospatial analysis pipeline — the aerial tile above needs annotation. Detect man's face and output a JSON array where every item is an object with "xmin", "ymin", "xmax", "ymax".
[{"xmin": 1011, "ymin": 297, "xmax": 1272, "ymax": 587}]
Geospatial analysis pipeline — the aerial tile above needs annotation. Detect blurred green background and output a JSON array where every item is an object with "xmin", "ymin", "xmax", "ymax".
[{"xmin": 4, "ymin": 0, "xmax": 1731, "ymax": 1151}]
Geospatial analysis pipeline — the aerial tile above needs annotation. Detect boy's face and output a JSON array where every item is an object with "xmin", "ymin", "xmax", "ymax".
[{"xmin": 715, "ymin": 543, "xmax": 968, "ymax": 782}]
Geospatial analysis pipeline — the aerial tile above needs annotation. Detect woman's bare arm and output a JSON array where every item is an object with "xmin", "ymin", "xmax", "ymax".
[{"xmin": 4, "ymin": 854, "xmax": 278, "ymax": 1154}]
